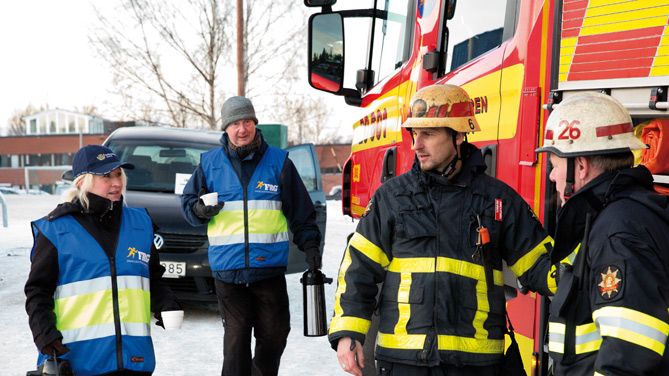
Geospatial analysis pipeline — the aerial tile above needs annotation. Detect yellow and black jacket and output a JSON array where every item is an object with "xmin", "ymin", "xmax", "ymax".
[
  {"xmin": 329, "ymin": 143, "xmax": 554, "ymax": 367},
  {"xmin": 548, "ymin": 166, "xmax": 669, "ymax": 375}
]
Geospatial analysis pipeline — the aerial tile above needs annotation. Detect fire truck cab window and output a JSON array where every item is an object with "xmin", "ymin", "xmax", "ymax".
[
  {"xmin": 446, "ymin": 0, "xmax": 508, "ymax": 72},
  {"xmin": 369, "ymin": 0, "xmax": 411, "ymax": 85}
]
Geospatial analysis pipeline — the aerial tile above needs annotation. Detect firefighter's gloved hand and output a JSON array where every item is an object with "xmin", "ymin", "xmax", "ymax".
[
  {"xmin": 41, "ymin": 338, "xmax": 69, "ymax": 356},
  {"xmin": 193, "ymin": 188, "xmax": 224, "ymax": 220},
  {"xmin": 304, "ymin": 240, "xmax": 322, "ymax": 270}
]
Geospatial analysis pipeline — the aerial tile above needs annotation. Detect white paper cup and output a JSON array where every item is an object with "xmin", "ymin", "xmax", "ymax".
[
  {"xmin": 161, "ymin": 310, "xmax": 184, "ymax": 330},
  {"xmin": 200, "ymin": 192, "xmax": 218, "ymax": 206}
]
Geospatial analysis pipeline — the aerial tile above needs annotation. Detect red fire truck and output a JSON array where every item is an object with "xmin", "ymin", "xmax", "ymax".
[{"xmin": 305, "ymin": 0, "xmax": 669, "ymax": 374}]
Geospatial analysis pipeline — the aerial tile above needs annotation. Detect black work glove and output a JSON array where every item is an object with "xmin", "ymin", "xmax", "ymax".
[
  {"xmin": 41, "ymin": 338, "xmax": 69, "ymax": 356},
  {"xmin": 305, "ymin": 245, "xmax": 322, "ymax": 271},
  {"xmin": 154, "ymin": 312, "xmax": 165, "ymax": 329},
  {"xmin": 193, "ymin": 188, "xmax": 224, "ymax": 220}
]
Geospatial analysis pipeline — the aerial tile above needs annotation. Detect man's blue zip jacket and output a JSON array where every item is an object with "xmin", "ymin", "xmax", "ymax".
[{"xmin": 181, "ymin": 130, "xmax": 321, "ymax": 284}]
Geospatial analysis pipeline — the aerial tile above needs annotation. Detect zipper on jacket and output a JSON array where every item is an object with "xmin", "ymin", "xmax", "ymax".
[
  {"xmin": 243, "ymin": 186, "xmax": 250, "ymax": 269},
  {"xmin": 229, "ymin": 149, "xmax": 251, "ymax": 271},
  {"xmin": 424, "ymin": 187, "xmax": 440, "ymax": 364},
  {"xmin": 108, "ymin": 227, "xmax": 124, "ymax": 370}
]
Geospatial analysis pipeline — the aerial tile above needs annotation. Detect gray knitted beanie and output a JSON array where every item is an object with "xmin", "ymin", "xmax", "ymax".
[{"xmin": 221, "ymin": 96, "xmax": 258, "ymax": 130}]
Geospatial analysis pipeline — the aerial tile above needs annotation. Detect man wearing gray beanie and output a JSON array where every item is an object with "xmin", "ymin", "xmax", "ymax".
[{"xmin": 181, "ymin": 96, "xmax": 322, "ymax": 376}]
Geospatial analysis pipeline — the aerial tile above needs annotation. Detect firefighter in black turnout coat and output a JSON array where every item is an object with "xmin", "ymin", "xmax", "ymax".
[
  {"xmin": 537, "ymin": 92, "xmax": 669, "ymax": 375},
  {"xmin": 330, "ymin": 84, "xmax": 556, "ymax": 376}
]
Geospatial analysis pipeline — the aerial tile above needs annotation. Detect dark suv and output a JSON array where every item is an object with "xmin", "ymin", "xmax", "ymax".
[{"xmin": 104, "ymin": 126, "xmax": 326, "ymax": 302}]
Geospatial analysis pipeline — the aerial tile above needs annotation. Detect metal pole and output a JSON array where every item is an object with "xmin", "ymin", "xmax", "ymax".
[
  {"xmin": 236, "ymin": 0, "xmax": 245, "ymax": 96},
  {"xmin": 24, "ymin": 167, "xmax": 29, "ymax": 193},
  {"xmin": 0, "ymin": 193, "xmax": 7, "ymax": 227}
]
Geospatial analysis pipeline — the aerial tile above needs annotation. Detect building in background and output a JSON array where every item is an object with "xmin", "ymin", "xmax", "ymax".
[
  {"xmin": 0, "ymin": 109, "xmax": 147, "ymax": 193},
  {"xmin": 314, "ymin": 143, "xmax": 349, "ymax": 195}
]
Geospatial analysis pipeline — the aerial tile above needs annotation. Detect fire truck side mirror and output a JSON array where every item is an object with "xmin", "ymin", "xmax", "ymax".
[
  {"xmin": 304, "ymin": 0, "xmax": 337, "ymax": 7},
  {"xmin": 308, "ymin": 13, "xmax": 344, "ymax": 94},
  {"xmin": 446, "ymin": 0, "xmax": 457, "ymax": 20}
]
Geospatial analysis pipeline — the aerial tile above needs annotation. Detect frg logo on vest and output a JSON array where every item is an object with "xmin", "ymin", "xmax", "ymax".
[
  {"xmin": 255, "ymin": 180, "xmax": 279, "ymax": 193},
  {"xmin": 127, "ymin": 246, "xmax": 150, "ymax": 265}
]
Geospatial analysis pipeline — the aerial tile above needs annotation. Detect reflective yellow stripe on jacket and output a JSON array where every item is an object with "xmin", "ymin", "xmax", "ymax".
[
  {"xmin": 54, "ymin": 275, "xmax": 151, "ymax": 344},
  {"xmin": 330, "ymin": 232, "xmax": 508, "ymax": 354},
  {"xmin": 330, "ymin": 232, "xmax": 388, "ymax": 335},
  {"xmin": 207, "ymin": 200, "xmax": 288, "ymax": 245},
  {"xmin": 593, "ymin": 306, "xmax": 669, "ymax": 356}
]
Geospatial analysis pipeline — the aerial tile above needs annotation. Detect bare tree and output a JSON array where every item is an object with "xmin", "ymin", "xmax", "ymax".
[
  {"xmin": 90, "ymin": 0, "xmax": 229, "ymax": 129},
  {"xmin": 90, "ymin": 0, "xmax": 307, "ymax": 130},
  {"xmin": 7, "ymin": 104, "xmax": 48, "ymax": 135},
  {"xmin": 76, "ymin": 105, "xmax": 101, "ymax": 116}
]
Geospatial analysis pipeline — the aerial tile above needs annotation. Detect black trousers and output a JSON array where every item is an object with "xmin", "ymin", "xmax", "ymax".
[
  {"xmin": 215, "ymin": 275, "xmax": 291, "ymax": 376},
  {"xmin": 377, "ymin": 361, "xmax": 501, "ymax": 376}
]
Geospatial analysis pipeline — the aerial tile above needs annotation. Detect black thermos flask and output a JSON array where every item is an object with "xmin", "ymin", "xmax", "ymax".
[{"xmin": 301, "ymin": 269, "xmax": 333, "ymax": 336}]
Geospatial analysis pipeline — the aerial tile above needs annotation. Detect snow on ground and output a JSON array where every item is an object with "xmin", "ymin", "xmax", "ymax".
[{"xmin": 0, "ymin": 195, "xmax": 357, "ymax": 375}]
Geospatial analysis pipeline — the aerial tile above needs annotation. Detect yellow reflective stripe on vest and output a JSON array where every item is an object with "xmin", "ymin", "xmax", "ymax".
[
  {"xmin": 61, "ymin": 322, "xmax": 150, "ymax": 344},
  {"xmin": 548, "ymin": 321, "xmax": 602, "ymax": 354},
  {"xmin": 54, "ymin": 276, "xmax": 150, "ymax": 336},
  {"xmin": 377, "ymin": 332, "xmax": 505, "ymax": 354},
  {"xmin": 223, "ymin": 200, "xmax": 282, "ymax": 211},
  {"xmin": 593, "ymin": 306, "xmax": 669, "ymax": 356},
  {"xmin": 387, "ymin": 257, "xmax": 503, "ymax": 286},
  {"xmin": 508, "ymin": 235, "xmax": 552, "ymax": 277},
  {"xmin": 349, "ymin": 232, "xmax": 390, "ymax": 267},
  {"xmin": 208, "ymin": 199, "xmax": 288, "ymax": 246}
]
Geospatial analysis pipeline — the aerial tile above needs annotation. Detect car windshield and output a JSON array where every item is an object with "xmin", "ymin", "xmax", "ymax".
[{"xmin": 107, "ymin": 141, "xmax": 214, "ymax": 193}]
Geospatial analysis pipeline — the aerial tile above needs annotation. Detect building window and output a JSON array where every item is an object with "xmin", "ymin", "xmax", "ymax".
[
  {"xmin": 30, "ymin": 119, "xmax": 37, "ymax": 134},
  {"xmin": 38, "ymin": 116, "xmax": 46, "ymax": 134},
  {"xmin": 321, "ymin": 167, "xmax": 340, "ymax": 174},
  {"xmin": 89, "ymin": 117, "xmax": 103, "ymax": 134},
  {"xmin": 49, "ymin": 121, "xmax": 57, "ymax": 133},
  {"xmin": 78, "ymin": 117, "xmax": 86, "ymax": 133},
  {"xmin": 58, "ymin": 112, "xmax": 67, "ymax": 133}
]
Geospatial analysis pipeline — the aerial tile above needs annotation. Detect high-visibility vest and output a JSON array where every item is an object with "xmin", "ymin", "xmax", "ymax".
[
  {"xmin": 32, "ymin": 207, "xmax": 155, "ymax": 376},
  {"xmin": 201, "ymin": 146, "xmax": 289, "ymax": 271}
]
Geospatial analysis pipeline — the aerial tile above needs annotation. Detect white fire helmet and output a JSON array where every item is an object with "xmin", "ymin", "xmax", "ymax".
[
  {"xmin": 536, "ymin": 92, "xmax": 647, "ymax": 157},
  {"xmin": 402, "ymin": 84, "xmax": 481, "ymax": 133}
]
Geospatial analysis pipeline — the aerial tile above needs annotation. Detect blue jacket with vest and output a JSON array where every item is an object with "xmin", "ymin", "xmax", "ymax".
[
  {"xmin": 181, "ymin": 131, "xmax": 321, "ymax": 284},
  {"xmin": 30, "ymin": 205, "xmax": 156, "ymax": 376}
]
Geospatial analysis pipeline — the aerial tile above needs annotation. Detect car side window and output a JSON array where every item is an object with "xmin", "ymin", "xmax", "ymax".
[{"xmin": 287, "ymin": 146, "xmax": 318, "ymax": 192}]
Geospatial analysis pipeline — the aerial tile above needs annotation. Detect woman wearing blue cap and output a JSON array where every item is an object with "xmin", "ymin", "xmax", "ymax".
[{"xmin": 25, "ymin": 145, "xmax": 180, "ymax": 376}]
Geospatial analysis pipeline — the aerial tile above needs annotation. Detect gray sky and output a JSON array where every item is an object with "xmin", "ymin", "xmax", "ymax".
[
  {"xmin": 0, "ymin": 0, "xmax": 362, "ymax": 140},
  {"xmin": 0, "ymin": 0, "xmax": 114, "ymax": 133}
]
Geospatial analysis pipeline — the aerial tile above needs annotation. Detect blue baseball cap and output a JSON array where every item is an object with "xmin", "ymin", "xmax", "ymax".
[{"xmin": 70, "ymin": 145, "xmax": 134, "ymax": 179}]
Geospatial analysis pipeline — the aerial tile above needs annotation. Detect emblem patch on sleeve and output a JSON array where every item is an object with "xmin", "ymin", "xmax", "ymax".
[
  {"xmin": 598, "ymin": 265, "xmax": 623, "ymax": 300},
  {"xmin": 362, "ymin": 198, "xmax": 373, "ymax": 217}
]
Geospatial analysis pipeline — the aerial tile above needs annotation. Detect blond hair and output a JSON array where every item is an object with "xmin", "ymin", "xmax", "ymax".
[{"xmin": 62, "ymin": 169, "xmax": 127, "ymax": 211}]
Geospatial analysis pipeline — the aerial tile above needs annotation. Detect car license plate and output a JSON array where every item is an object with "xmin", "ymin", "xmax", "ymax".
[{"xmin": 161, "ymin": 261, "xmax": 186, "ymax": 278}]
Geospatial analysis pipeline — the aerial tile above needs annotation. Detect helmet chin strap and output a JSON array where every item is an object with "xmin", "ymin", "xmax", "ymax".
[
  {"xmin": 439, "ymin": 131, "xmax": 460, "ymax": 177},
  {"xmin": 564, "ymin": 157, "xmax": 575, "ymax": 199}
]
